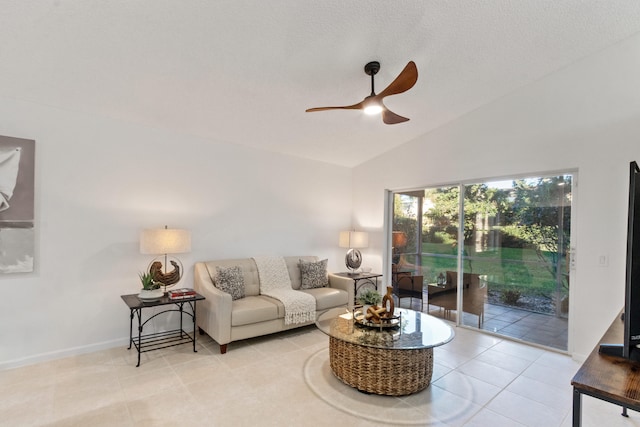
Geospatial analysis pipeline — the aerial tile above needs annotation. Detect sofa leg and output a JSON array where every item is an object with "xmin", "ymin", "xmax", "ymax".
[
  {"xmin": 198, "ymin": 327, "xmax": 205, "ymax": 335},
  {"xmin": 220, "ymin": 344, "xmax": 228, "ymax": 354}
]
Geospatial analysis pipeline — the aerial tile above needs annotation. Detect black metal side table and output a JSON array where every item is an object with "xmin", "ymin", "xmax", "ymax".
[
  {"xmin": 121, "ymin": 292, "xmax": 205, "ymax": 367},
  {"xmin": 334, "ymin": 272, "xmax": 383, "ymax": 304}
]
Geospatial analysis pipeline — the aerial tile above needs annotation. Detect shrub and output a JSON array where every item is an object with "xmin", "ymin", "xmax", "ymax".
[{"xmin": 501, "ymin": 289, "xmax": 521, "ymax": 305}]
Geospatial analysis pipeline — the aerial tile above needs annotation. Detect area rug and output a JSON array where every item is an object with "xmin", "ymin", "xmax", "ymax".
[{"xmin": 303, "ymin": 348, "xmax": 479, "ymax": 425}]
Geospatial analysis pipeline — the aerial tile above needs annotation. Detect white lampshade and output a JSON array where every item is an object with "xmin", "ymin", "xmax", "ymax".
[
  {"xmin": 338, "ymin": 231, "xmax": 369, "ymax": 249},
  {"xmin": 140, "ymin": 227, "xmax": 191, "ymax": 255}
]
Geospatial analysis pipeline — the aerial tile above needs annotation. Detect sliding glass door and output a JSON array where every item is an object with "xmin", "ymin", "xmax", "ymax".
[{"xmin": 391, "ymin": 174, "xmax": 572, "ymax": 351}]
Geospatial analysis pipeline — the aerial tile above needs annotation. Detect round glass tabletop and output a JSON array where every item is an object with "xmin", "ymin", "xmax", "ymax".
[{"xmin": 316, "ymin": 307, "xmax": 455, "ymax": 350}]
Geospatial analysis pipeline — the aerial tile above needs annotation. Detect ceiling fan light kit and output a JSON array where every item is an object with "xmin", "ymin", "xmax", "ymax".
[
  {"xmin": 306, "ymin": 60, "xmax": 418, "ymax": 125},
  {"xmin": 363, "ymin": 100, "xmax": 383, "ymax": 115}
]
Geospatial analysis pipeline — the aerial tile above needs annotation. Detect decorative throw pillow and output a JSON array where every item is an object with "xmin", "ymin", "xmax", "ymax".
[
  {"xmin": 299, "ymin": 259, "xmax": 328, "ymax": 289},
  {"xmin": 215, "ymin": 265, "xmax": 245, "ymax": 300}
]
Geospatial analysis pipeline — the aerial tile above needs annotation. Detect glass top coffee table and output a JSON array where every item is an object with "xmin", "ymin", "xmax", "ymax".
[{"xmin": 316, "ymin": 307, "xmax": 455, "ymax": 396}]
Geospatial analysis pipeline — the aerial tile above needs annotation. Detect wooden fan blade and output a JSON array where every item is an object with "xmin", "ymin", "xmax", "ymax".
[
  {"xmin": 382, "ymin": 108, "xmax": 410, "ymax": 125},
  {"xmin": 306, "ymin": 100, "xmax": 364, "ymax": 112},
  {"xmin": 377, "ymin": 61, "xmax": 418, "ymax": 99}
]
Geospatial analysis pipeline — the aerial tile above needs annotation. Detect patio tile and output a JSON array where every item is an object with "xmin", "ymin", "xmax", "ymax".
[
  {"xmin": 416, "ymin": 299, "xmax": 568, "ymax": 351},
  {"xmin": 487, "ymin": 307, "xmax": 511, "ymax": 315}
]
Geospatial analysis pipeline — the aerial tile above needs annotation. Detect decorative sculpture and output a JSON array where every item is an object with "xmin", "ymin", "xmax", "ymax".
[
  {"xmin": 381, "ymin": 286, "xmax": 395, "ymax": 316},
  {"xmin": 149, "ymin": 260, "xmax": 181, "ymax": 286}
]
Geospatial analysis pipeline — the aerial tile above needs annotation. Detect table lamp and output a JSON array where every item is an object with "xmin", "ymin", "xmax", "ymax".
[
  {"xmin": 392, "ymin": 231, "xmax": 407, "ymax": 264},
  {"xmin": 339, "ymin": 230, "xmax": 369, "ymax": 273},
  {"xmin": 140, "ymin": 225, "xmax": 191, "ymax": 292}
]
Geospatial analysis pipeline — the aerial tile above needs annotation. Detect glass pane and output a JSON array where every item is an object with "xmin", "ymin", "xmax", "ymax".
[
  {"xmin": 461, "ymin": 176, "xmax": 570, "ymax": 350},
  {"xmin": 421, "ymin": 186, "xmax": 461, "ymax": 324},
  {"xmin": 392, "ymin": 192, "xmax": 425, "ymax": 312},
  {"xmin": 421, "ymin": 186, "xmax": 460, "ymax": 283},
  {"xmin": 393, "ymin": 187, "xmax": 460, "ymax": 313},
  {"xmin": 392, "ymin": 193, "xmax": 420, "ymax": 267},
  {"xmin": 391, "ymin": 174, "xmax": 571, "ymax": 351}
]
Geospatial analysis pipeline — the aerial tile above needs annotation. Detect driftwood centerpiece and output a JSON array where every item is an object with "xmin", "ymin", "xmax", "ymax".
[{"xmin": 362, "ymin": 287, "xmax": 396, "ymax": 324}]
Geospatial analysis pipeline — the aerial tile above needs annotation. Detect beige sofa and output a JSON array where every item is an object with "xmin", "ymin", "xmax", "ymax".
[{"xmin": 194, "ymin": 256, "xmax": 352, "ymax": 353}]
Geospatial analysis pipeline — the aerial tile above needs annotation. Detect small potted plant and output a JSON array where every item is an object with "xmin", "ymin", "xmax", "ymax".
[
  {"xmin": 356, "ymin": 289, "xmax": 384, "ymax": 323},
  {"xmin": 358, "ymin": 288, "xmax": 382, "ymax": 306},
  {"xmin": 138, "ymin": 271, "xmax": 163, "ymax": 301}
]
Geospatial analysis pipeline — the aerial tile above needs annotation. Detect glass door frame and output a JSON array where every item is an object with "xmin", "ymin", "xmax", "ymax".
[{"xmin": 385, "ymin": 170, "xmax": 577, "ymax": 354}]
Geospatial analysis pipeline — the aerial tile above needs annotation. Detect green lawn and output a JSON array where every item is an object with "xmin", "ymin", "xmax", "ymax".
[{"xmin": 403, "ymin": 243, "xmax": 566, "ymax": 298}]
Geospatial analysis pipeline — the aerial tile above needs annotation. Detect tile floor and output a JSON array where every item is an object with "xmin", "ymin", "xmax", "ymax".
[{"xmin": 0, "ymin": 323, "xmax": 637, "ymax": 426}]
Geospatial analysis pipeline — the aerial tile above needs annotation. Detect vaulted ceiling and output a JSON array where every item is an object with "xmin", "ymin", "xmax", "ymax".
[{"xmin": 2, "ymin": 1, "xmax": 640, "ymax": 167}]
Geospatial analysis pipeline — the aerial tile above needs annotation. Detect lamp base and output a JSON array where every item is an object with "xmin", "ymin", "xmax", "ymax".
[{"xmin": 345, "ymin": 249, "xmax": 363, "ymax": 272}]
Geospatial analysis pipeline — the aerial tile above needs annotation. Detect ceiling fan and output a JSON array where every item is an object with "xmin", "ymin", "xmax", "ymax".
[{"xmin": 306, "ymin": 60, "xmax": 418, "ymax": 124}]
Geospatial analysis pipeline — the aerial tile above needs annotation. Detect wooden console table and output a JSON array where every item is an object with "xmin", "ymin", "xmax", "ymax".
[{"xmin": 571, "ymin": 310, "xmax": 640, "ymax": 426}]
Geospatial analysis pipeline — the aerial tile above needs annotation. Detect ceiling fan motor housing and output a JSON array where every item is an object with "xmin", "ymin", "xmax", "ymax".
[{"xmin": 364, "ymin": 61, "xmax": 380, "ymax": 76}]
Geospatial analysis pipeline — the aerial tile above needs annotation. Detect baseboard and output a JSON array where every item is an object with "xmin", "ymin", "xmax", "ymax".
[
  {"xmin": 2, "ymin": 323, "xmax": 198, "ymax": 371},
  {"xmin": 0, "ymin": 336, "xmax": 129, "ymax": 371},
  {"xmin": 571, "ymin": 352, "xmax": 587, "ymax": 363}
]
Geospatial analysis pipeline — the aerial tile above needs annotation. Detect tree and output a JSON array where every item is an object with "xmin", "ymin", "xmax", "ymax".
[
  {"xmin": 425, "ymin": 184, "xmax": 508, "ymax": 245},
  {"xmin": 503, "ymin": 176, "xmax": 571, "ymax": 316},
  {"xmin": 394, "ymin": 176, "xmax": 572, "ymax": 315}
]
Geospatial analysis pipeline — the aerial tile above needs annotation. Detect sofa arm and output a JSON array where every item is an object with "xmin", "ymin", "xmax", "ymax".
[
  {"xmin": 194, "ymin": 263, "xmax": 233, "ymax": 347},
  {"xmin": 328, "ymin": 273, "xmax": 354, "ymax": 309}
]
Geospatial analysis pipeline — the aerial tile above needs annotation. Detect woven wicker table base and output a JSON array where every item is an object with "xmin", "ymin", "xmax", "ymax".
[{"xmin": 329, "ymin": 336, "xmax": 434, "ymax": 396}]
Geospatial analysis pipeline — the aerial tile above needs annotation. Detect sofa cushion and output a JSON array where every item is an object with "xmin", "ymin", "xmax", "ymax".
[
  {"xmin": 215, "ymin": 265, "xmax": 245, "ymax": 300},
  {"xmin": 299, "ymin": 258, "xmax": 328, "ymax": 289},
  {"xmin": 231, "ymin": 296, "xmax": 283, "ymax": 326},
  {"xmin": 300, "ymin": 287, "xmax": 348, "ymax": 311}
]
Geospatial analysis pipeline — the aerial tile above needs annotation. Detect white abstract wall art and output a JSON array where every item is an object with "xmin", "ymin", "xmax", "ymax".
[{"xmin": 0, "ymin": 135, "xmax": 35, "ymax": 274}]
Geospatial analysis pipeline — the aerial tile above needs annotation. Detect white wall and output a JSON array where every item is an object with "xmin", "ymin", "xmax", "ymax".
[
  {"xmin": 3, "ymin": 26, "xmax": 639, "ymax": 370},
  {"xmin": 353, "ymin": 33, "xmax": 640, "ymax": 359},
  {"xmin": 0, "ymin": 98, "xmax": 352, "ymax": 368}
]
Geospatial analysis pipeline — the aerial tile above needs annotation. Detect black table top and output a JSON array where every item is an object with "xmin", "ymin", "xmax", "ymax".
[
  {"xmin": 121, "ymin": 292, "xmax": 205, "ymax": 309},
  {"xmin": 334, "ymin": 272, "xmax": 383, "ymax": 279}
]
